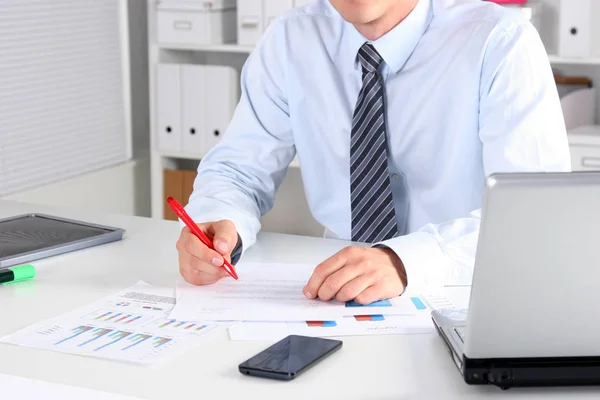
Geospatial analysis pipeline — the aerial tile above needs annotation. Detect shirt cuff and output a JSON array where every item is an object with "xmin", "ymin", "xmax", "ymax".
[
  {"xmin": 374, "ymin": 230, "xmax": 452, "ymax": 292},
  {"xmin": 230, "ymin": 233, "xmax": 243, "ymax": 265}
]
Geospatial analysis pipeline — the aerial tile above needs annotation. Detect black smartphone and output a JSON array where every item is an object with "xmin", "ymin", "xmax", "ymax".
[{"xmin": 238, "ymin": 335, "xmax": 343, "ymax": 381}]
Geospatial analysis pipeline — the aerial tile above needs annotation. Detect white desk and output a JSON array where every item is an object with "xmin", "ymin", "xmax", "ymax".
[{"xmin": 0, "ymin": 200, "xmax": 598, "ymax": 399}]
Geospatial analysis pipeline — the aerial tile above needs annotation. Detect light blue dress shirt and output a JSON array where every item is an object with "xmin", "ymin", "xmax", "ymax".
[{"xmin": 186, "ymin": 0, "xmax": 571, "ymax": 290}]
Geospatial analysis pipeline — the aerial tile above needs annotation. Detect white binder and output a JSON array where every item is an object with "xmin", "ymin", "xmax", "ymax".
[
  {"xmin": 156, "ymin": 64, "xmax": 183, "ymax": 153},
  {"xmin": 237, "ymin": 0, "xmax": 263, "ymax": 46},
  {"xmin": 204, "ymin": 66, "xmax": 239, "ymax": 151},
  {"xmin": 558, "ymin": 0, "xmax": 592, "ymax": 58},
  {"xmin": 181, "ymin": 65, "xmax": 206, "ymax": 156},
  {"xmin": 264, "ymin": 0, "xmax": 293, "ymax": 28}
]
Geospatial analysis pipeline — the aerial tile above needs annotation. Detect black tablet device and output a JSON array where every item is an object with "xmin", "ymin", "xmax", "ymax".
[{"xmin": 0, "ymin": 213, "xmax": 125, "ymax": 269}]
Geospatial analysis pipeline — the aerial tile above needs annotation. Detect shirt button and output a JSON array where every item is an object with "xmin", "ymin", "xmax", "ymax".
[{"xmin": 391, "ymin": 174, "xmax": 400, "ymax": 181}]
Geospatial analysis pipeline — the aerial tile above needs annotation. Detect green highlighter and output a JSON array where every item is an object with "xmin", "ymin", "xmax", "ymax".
[{"xmin": 0, "ymin": 264, "xmax": 36, "ymax": 285}]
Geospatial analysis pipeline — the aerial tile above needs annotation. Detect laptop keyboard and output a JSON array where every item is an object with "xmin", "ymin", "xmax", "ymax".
[{"xmin": 454, "ymin": 327, "xmax": 466, "ymax": 342}]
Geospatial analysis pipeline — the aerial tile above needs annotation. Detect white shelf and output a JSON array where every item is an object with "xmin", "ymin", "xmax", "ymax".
[
  {"xmin": 548, "ymin": 55, "xmax": 600, "ymax": 65},
  {"xmin": 158, "ymin": 42, "xmax": 254, "ymax": 53},
  {"xmin": 159, "ymin": 151, "xmax": 207, "ymax": 160},
  {"xmin": 158, "ymin": 151, "xmax": 300, "ymax": 168},
  {"xmin": 157, "ymin": 44, "xmax": 600, "ymax": 65}
]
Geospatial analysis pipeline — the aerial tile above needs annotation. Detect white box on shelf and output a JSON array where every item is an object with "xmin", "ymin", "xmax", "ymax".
[
  {"xmin": 237, "ymin": 0, "xmax": 263, "ymax": 46},
  {"xmin": 181, "ymin": 65, "xmax": 206, "ymax": 156},
  {"xmin": 558, "ymin": 0, "xmax": 592, "ymax": 58},
  {"xmin": 264, "ymin": 0, "xmax": 293, "ymax": 28},
  {"xmin": 203, "ymin": 65, "xmax": 239, "ymax": 150},
  {"xmin": 567, "ymin": 126, "xmax": 600, "ymax": 171},
  {"xmin": 156, "ymin": 64, "xmax": 183, "ymax": 153},
  {"xmin": 157, "ymin": 0, "xmax": 237, "ymax": 45},
  {"xmin": 558, "ymin": 86, "xmax": 596, "ymax": 132}
]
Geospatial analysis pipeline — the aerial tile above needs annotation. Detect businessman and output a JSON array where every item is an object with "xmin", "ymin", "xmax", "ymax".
[{"xmin": 176, "ymin": 0, "xmax": 571, "ymax": 303}]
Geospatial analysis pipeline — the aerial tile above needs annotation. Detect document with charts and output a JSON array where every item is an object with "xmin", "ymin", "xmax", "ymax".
[
  {"xmin": 0, "ymin": 282, "xmax": 220, "ymax": 366},
  {"xmin": 228, "ymin": 313, "xmax": 435, "ymax": 341},
  {"xmin": 170, "ymin": 262, "xmax": 432, "ymax": 322},
  {"xmin": 228, "ymin": 286, "xmax": 472, "ymax": 341},
  {"xmin": 420, "ymin": 286, "xmax": 471, "ymax": 311}
]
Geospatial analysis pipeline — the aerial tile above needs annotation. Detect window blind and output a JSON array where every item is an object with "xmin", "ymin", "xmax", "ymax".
[{"xmin": 0, "ymin": 0, "xmax": 130, "ymax": 196}]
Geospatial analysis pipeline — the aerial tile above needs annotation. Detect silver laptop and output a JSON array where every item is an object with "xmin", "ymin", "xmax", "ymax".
[{"xmin": 431, "ymin": 172, "xmax": 600, "ymax": 389}]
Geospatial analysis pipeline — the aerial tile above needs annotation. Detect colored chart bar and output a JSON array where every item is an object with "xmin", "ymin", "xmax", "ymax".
[
  {"xmin": 174, "ymin": 321, "xmax": 186, "ymax": 328},
  {"xmin": 153, "ymin": 337, "xmax": 172, "ymax": 348},
  {"xmin": 306, "ymin": 321, "xmax": 337, "ymax": 327},
  {"xmin": 105, "ymin": 313, "xmax": 122, "ymax": 322},
  {"xmin": 78, "ymin": 328, "xmax": 113, "ymax": 347},
  {"xmin": 115, "ymin": 315, "xmax": 131, "ymax": 323},
  {"xmin": 121, "ymin": 334, "xmax": 151, "ymax": 351},
  {"xmin": 354, "ymin": 315, "xmax": 385, "ymax": 322},
  {"xmin": 125, "ymin": 316, "xmax": 141, "ymax": 324},
  {"xmin": 55, "ymin": 326, "xmax": 94, "ymax": 345},
  {"xmin": 346, "ymin": 299, "xmax": 392, "ymax": 308},
  {"xmin": 184, "ymin": 324, "xmax": 196, "ymax": 330},
  {"xmin": 410, "ymin": 297, "xmax": 427, "ymax": 310},
  {"xmin": 94, "ymin": 312, "xmax": 111, "ymax": 321},
  {"xmin": 142, "ymin": 306, "xmax": 163, "ymax": 311},
  {"xmin": 159, "ymin": 320, "xmax": 175, "ymax": 329},
  {"xmin": 195, "ymin": 325, "xmax": 207, "ymax": 332},
  {"xmin": 94, "ymin": 331, "xmax": 132, "ymax": 352}
]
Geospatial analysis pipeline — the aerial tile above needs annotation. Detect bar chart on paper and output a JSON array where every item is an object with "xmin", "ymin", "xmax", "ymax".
[
  {"xmin": 47, "ymin": 325, "xmax": 178, "ymax": 363},
  {"xmin": 0, "ymin": 282, "xmax": 220, "ymax": 365},
  {"xmin": 85, "ymin": 310, "xmax": 152, "ymax": 326},
  {"xmin": 148, "ymin": 319, "xmax": 211, "ymax": 334}
]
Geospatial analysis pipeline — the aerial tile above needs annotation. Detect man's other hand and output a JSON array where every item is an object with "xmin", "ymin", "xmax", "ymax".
[{"xmin": 303, "ymin": 246, "xmax": 407, "ymax": 305}]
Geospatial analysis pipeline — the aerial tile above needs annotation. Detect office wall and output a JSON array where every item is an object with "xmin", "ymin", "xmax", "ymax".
[
  {"xmin": 1, "ymin": 1, "xmax": 151, "ymax": 217},
  {"xmin": 4, "ymin": 158, "xmax": 150, "ymax": 217},
  {"xmin": 260, "ymin": 167, "xmax": 323, "ymax": 237}
]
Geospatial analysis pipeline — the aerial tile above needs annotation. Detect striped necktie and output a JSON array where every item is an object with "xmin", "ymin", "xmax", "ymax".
[{"xmin": 350, "ymin": 43, "xmax": 399, "ymax": 243}]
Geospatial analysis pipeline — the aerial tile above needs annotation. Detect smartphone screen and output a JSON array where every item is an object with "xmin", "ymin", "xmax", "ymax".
[{"xmin": 238, "ymin": 335, "xmax": 342, "ymax": 380}]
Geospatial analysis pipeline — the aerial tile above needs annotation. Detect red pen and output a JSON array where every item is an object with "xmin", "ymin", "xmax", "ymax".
[{"xmin": 167, "ymin": 197, "xmax": 239, "ymax": 280}]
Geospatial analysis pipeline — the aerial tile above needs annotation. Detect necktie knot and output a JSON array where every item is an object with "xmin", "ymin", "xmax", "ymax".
[{"xmin": 358, "ymin": 43, "xmax": 383, "ymax": 74}]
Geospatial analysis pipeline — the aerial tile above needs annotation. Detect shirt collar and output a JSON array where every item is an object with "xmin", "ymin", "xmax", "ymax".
[{"xmin": 339, "ymin": 0, "xmax": 433, "ymax": 74}]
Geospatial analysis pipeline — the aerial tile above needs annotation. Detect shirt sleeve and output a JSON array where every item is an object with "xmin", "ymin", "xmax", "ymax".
[
  {"xmin": 375, "ymin": 19, "xmax": 572, "ymax": 291},
  {"xmin": 184, "ymin": 21, "xmax": 295, "ymax": 254}
]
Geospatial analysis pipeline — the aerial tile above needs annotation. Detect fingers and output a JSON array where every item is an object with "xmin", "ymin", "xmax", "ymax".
[
  {"xmin": 180, "ymin": 262, "xmax": 224, "ymax": 286},
  {"xmin": 207, "ymin": 220, "xmax": 238, "ymax": 256},
  {"xmin": 333, "ymin": 274, "xmax": 374, "ymax": 303},
  {"xmin": 177, "ymin": 227, "xmax": 225, "ymax": 266},
  {"xmin": 177, "ymin": 222, "xmax": 238, "ymax": 286},
  {"xmin": 178, "ymin": 251, "xmax": 223, "ymax": 276},
  {"xmin": 316, "ymin": 263, "xmax": 364, "ymax": 301},
  {"xmin": 303, "ymin": 249, "xmax": 351, "ymax": 299},
  {"xmin": 354, "ymin": 285, "xmax": 386, "ymax": 305}
]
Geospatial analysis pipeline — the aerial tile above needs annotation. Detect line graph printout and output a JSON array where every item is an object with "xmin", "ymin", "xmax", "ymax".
[{"xmin": 0, "ymin": 282, "xmax": 219, "ymax": 365}]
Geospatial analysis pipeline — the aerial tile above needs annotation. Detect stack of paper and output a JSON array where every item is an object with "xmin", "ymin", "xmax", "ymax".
[{"xmin": 170, "ymin": 262, "xmax": 471, "ymax": 341}]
